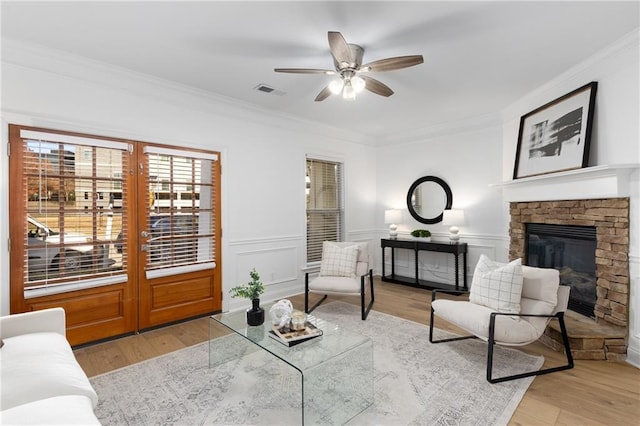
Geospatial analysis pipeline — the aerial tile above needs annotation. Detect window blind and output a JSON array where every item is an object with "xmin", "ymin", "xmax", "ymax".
[
  {"xmin": 306, "ymin": 158, "xmax": 344, "ymax": 263},
  {"xmin": 144, "ymin": 147, "xmax": 217, "ymax": 277},
  {"xmin": 20, "ymin": 131, "xmax": 129, "ymax": 294}
]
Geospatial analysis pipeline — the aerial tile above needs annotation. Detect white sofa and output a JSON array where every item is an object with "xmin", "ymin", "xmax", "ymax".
[{"xmin": 0, "ymin": 308, "xmax": 100, "ymax": 425}]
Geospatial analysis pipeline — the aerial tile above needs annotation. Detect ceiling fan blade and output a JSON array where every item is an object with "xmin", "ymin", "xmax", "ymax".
[
  {"xmin": 361, "ymin": 55, "xmax": 424, "ymax": 72},
  {"xmin": 361, "ymin": 76, "xmax": 394, "ymax": 97},
  {"xmin": 314, "ymin": 86, "xmax": 332, "ymax": 102},
  {"xmin": 328, "ymin": 31, "xmax": 352, "ymax": 67},
  {"xmin": 274, "ymin": 68, "xmax": 335, "ymax": 75}
]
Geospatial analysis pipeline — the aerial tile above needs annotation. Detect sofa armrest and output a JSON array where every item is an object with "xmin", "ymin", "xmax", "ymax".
[{"xmin": 0, "ymin": 307, "xmax": 66, "ymax": 339}]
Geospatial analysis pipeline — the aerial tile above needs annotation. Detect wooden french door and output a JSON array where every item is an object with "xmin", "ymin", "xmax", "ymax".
[
  {"xmin": 135, "ymin": 143, "xmax": 222, "ymax": 329},
  {"xmin": 8, "ymin": 125, "xmax": 221, "ymax": 345}
]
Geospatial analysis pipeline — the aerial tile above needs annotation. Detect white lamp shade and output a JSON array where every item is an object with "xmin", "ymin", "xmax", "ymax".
[
  {"xmin": 342, "ymin": 82, "xmax": 356, "ymax": 100},
  {"xmin": 329, "ymin": 78, "xmax": 344, "ymax": 95},
  {"xmin": 351, "ymin": 75, "xmax": 366, "ymax": 93},
  {"xmin": 385, "ymin": 209, "xmax": 402, "ymax": 224},
  {"xmin": 442, "ymin": 209, "xmax": 465, "ymax": 226}
]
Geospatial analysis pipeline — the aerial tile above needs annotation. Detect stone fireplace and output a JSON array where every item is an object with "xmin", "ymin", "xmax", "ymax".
[
  {"xmin": 526, "ymin": 222, "xmax": 597, "ymax": 317},
  {"xmin": 509, "ymin": 198, "xmax": 630, "ymax": 360}
]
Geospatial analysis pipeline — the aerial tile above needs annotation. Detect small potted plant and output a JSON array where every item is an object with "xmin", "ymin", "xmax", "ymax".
[
  {"xmin": 229, "ymin": 268, "xmax": 265, "ymax": 326},
  {"xmin": 411, "ymin": 229, "xmax": 431, "ymax": 242}
]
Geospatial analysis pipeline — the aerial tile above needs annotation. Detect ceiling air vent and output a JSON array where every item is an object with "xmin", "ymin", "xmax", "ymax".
[{"xmin": 254, "ymin": 84, "xmax": 285, "ymax": 96}]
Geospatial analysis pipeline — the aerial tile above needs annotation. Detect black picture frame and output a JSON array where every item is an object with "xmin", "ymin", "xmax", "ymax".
[{"xmin": 513, "ymin": 81, "xmax": 597, "ymax": 179}]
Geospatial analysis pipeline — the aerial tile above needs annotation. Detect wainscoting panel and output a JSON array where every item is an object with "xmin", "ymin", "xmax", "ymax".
[
  {"xmin": 226, "ymin": 235, "xmax": 304, "ymax": 311},
  {"xmin": 236, "ymin": 245, "xmax": 299, "ymax": 286}
]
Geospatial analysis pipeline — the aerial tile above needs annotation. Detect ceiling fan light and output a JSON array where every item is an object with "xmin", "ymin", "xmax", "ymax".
[
  {"xmin": 329, "ymin": 78, "xmax": 344, "ymax": 95},
  {"xmin": 351, "ymin": 75, "xmax": 366, "ymax": 93},
  {"xmin": 342, "ymin": 83, "xmax": 356, "ymax": 100}
]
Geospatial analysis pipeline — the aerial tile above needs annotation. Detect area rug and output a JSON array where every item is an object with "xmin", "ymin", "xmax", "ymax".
[{"xmin": 91, "ymin": 301, "xmax": 543, "ymax": 425}]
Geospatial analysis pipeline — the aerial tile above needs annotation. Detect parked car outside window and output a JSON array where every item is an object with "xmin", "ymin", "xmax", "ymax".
[
  {"xmin": 27, "ymin": 216, "xmax": 109, "ymax": 280},
  {"xmin": 115, "ymin": 213, "xmax": 199, "ymax": 264}
]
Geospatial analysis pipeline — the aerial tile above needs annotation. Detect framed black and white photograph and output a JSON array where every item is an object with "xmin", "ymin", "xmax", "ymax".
[{"xmin": 513, "ymin": 81, "xmax": 597, "ymax": 179}]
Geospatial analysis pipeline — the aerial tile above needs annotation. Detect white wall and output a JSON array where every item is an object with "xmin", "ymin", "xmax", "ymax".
[
  {"xmin": 374, "ymin": 30, "xmax": 639, "ymax": 368},
  {"xmin": 500, "ymin": 30, "xmax": 640, "ymax": 367},
  {"xmin": 2, "ymin": 30, "xmax": 638, "ymax": 368},
  {"xmin": 0, "ymin": 40, "xmax": 378, "ymax": 315},
  {"xmin": 375, "ymin": 123, "xmax": 508, "ymax": 284}
]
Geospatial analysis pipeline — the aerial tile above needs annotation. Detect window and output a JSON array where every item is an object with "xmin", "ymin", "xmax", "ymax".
[
  {"xmin": 305, "ymin": 157, "xmax": 344, "ymax": 263},
  {"xmin": 16, "ymin": 128, "xmax": 129, "ymax": 294},
  {"xmin": 144, "ymin": 146, "xmax": 217, "ymax": 274}
]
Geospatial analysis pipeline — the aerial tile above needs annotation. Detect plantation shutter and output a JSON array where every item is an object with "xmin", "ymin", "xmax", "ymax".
[
  {"xmin": 19, "ymin": 129, "xmax": 130, "ymax": 297},
  {"xmin": 143, "ymin": 146, "xmax": 217, "ymax": 279},
  {"xmin": 306, "ymin": 157, "xmax": 344, "ymax": 263}
]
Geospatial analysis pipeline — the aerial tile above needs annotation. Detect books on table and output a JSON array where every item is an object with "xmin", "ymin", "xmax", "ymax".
[{"xmin": 268, "ymin": 322, "xmax": 323, "ymax": 347}]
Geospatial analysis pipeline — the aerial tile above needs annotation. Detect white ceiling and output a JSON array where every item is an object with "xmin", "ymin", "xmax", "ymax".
[{"xmin": 2, "ymin": 1, "xmax": 639, "ymax": 143}]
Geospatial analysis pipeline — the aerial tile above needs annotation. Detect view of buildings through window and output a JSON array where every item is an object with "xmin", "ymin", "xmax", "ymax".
[
  {"xmin": 143, "ymin": 147, "xmax": 216, "ymax": 272},
  {"xmin": 23, "ymin": 134, "xmax": 129, "ymax": 286},
  {"xmin": 19, "ymin": 129, "xmax": 217, "ymax": 290}
]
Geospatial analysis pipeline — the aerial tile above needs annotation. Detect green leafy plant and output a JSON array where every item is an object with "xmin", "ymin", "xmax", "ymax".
[
  {"xmin": 411, "ymin": 229, "xmax": 431, "ymax": 238},
  {"xmin": 229, "ymin": 268, "xmax": 265, "ymax": 300}
]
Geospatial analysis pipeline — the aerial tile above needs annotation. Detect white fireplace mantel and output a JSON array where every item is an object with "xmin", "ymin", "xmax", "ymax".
[{"xmin": 491, "ymin": 164, "xmax": 640, "ymax": 202}]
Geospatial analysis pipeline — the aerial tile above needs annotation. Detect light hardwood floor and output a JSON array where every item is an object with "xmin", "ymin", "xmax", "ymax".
[{"xmin": 74, "ymin": 279, "xmax": 640, "ymax": 425}]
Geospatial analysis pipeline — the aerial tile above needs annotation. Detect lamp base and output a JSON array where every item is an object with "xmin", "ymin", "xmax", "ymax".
[
  {"xmin": 389, "ymin": 224, "xmax": 398, "ymax": 239},
  {"xmin": 448, "ymin": 226, "xmax": 460, "ymax": 243}
]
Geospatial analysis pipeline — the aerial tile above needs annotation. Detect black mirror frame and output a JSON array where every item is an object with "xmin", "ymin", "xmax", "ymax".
[{"xmin": 406, "ymin": 176, "xmax": 453, "ymax": 224}]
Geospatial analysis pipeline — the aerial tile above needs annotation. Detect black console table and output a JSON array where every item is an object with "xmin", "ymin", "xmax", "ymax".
[{"xmin": 381, "ymin": 238, "xmax": 468, "ymax": 291}]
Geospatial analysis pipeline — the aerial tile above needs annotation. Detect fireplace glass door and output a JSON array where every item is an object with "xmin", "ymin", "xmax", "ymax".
[{"xmin": 526, "ymin": 223, "xmax": 597, "ymax": 317}]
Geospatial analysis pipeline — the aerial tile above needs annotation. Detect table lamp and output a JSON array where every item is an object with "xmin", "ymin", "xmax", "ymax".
[
  {"xmin": 442, "ymin": 209, "xmax": 465, "ymax": 242},
  {"xmin": 384, "ymin": 209, "xmax": 402, "ymax": 239}
]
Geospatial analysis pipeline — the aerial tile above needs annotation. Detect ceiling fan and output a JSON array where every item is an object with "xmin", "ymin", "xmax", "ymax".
[{"xmin": 274, "ymin": 31, "xmax": 424, "ymax": 101}]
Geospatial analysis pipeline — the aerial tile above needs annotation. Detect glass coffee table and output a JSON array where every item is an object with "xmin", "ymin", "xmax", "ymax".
[{"xmin": 210, "ymin": 303, "xmax": 373, "ymax": 425}]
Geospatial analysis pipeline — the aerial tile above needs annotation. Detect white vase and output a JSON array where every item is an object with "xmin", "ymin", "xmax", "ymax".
[{"xmin": 413, "ymin": 237, "xmax": 431, "ymax": 242}]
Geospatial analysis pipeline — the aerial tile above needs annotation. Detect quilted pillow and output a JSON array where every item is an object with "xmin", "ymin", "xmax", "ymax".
[
  {"xmin": 319, "ymin": 242, "xmax": 359, "ymax": 277},
  {"xmin": 469, "ymin": 254, "xmax": 524, "ymax": 314}
]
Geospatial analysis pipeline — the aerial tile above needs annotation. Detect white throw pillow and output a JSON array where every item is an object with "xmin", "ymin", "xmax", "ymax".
[
  {"xmin": 319, "ymin": 242, "xmax": 359, "ymax": 277},
  {"xmin": 469, "ymin": 254, "xmax": 524, "ymax": 314}
]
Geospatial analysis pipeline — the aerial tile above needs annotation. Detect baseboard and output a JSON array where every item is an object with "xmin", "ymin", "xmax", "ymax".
[{"xmin": 626, "ymin": 343, "xmax": 640, "ymax": 369}]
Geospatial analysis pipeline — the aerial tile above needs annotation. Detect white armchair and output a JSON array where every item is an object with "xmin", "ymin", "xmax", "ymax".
[
  {"xmin": 429, "ymin": 255, "xmax": 574, "ymax": 383},
  {"xmin": 305, "ymin": 241, "xmax": 374, "ymax": 320}
]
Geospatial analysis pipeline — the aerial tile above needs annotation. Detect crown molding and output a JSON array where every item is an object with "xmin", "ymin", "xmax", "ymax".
[
  {"xmin": 501, "ymin": 28, "xmax": 639, "ymax": 123},
  {"xmin": 1, "ymin": 38, "xmax": 367, "ymax": 145}
]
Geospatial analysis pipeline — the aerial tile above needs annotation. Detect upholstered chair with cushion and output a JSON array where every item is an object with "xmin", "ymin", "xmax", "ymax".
[
  {"xmin": 305, "ymin": 241, "xmax": 374, "ymax": 320},
  {"xmin": 429, "ymin": 254, "xmax": 574, "ymax": 383}
]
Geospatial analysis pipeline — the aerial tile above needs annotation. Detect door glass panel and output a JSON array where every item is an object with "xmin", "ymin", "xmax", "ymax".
[
  {"xmin": 22, "ymin": 135, "xmax": 128, "ymax": 287},
  {"xmin": 144, "ymin": 148, "xmax": 216, "ymax": 273}
]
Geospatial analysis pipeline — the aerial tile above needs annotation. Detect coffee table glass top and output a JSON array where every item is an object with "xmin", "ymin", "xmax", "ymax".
[{"xmin": 210, "ymin": 302, "xmax": 371, "ymax": 372}]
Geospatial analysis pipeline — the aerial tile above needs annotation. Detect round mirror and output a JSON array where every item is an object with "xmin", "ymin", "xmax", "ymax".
[{"xmin": 406, "ymin": 176, "xmax": 453, "ymax": 224}]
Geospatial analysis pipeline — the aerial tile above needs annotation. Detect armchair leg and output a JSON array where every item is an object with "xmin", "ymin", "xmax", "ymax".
[
  {"xmin": 429, "ymin": 290, "xmax": 475, "ymax": 344},
  {"xmin": 307, "ymin": 294, "xmax": 328, "ymax": 314},
  {"xmin": 305, "ymin": 273, "xmax": 309, "ymax": 313},
  {"xmin": 487, "ymin": 312, "xmax": 574, "ymax": 384},
  {"xmin": 360, "ymin": 269, "xmax": 375, "ymax": 320},
  {"xmin": 305, "ymin": 272, "xmax": 327, "ymax": 314}
]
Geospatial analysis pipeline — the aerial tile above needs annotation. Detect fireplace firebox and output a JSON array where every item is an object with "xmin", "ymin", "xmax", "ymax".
[{"xmin": 525, "ymin": 223, "xmax": 597, "ymax": 318}]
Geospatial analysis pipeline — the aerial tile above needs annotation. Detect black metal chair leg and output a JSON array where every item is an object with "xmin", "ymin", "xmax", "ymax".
[
  {"xmin": 487, "ymin": 312, "xmax": 574, "ymax": 383},
  {"xmin": 305, "ymin": 273, "xmax": 327, "ymax": 314},
  {"xmin": 304, "ymin": 273, "xmax": 310, "ymax": 314},
  {"xmin": 307, "ymin": 270, "xmax": 374, "ymax": 319},
  {"xmin": 429, "ymin": 290, "xmax": 475, "ymax": 344},
  {"xmin": 360, "ymin": 269, "xmax": 375, "ymax": 320}
]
